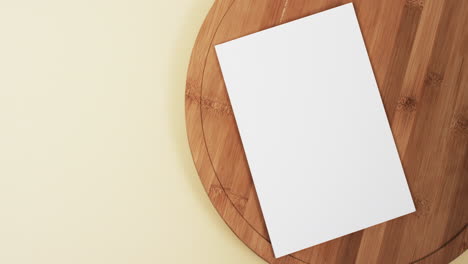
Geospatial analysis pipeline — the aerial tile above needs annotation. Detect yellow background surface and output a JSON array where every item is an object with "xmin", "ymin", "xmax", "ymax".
[{"xmin": 0, "ymin": 1, "xmax": 465, "ymax": 263}]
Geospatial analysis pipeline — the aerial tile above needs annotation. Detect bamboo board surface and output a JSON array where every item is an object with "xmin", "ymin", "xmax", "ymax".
[{"xmin": 185, "ymin": 0, "xmax": 468, "ymax": 263}]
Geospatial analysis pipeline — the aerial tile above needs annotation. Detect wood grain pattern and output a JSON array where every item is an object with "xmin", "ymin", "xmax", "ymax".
[{"xmin": 185, "ymin": 0, "xmax": 468, "ymax": 263}]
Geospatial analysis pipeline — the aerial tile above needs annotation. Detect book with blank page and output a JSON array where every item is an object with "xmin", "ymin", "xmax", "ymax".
[{"xmin": 214, "ymin": 3, "xmax": 415, "ymax": 258}]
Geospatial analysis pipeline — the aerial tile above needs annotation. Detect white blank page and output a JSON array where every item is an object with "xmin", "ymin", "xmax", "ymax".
[{"xmin": 215, "ymin": 3, "xmax": 415, "ymax": 258}]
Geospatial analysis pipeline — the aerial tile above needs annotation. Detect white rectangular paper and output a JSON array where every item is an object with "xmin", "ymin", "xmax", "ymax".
[{"xmin": 215, "ymin": 3, "xmax": 415, "ymax": 258}]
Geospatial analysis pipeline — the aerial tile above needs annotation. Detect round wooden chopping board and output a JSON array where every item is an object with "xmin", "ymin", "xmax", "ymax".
[{"xmin": 185, "ymin": 0, "xmax": 468, "ymax": 263}]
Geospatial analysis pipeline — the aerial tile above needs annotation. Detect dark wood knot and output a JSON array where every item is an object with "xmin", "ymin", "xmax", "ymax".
[
  {"xmin": 209, "ymin": 185, "xmax": 224, "ymax": 196},
  {"xmin": 209, "ymin": 185, "xmax": 248, "ymax": 213},
  {"xmin": 405, "ymin": 0, "xmax": 424, "ymax": 10},
  {"xmin": 424, "ymin": 72, "xmax": 443, "ymax": 87},
  {"xmin": 225, "ymin": 187, "xmax": 248, "ymax": 213},
  {"xmin": 397, "ymin": 96, "xmax": 417, "ymax": 112},
  {"xmin": 414, "ymin": 197, "xmax": 430, "ymax": 218},
  {"xmin": 452, "ymin": 115, "xmax": 468, "ymax": 135},
  {"xmin": 186, "ymin": 87, "xmax": 233, "ymax": 115},
  {"xmin": 185, "ymin": 87, "xmax": 201, "ymax": 103},
  {"xmin": 200, "ymin": 97, "xmax": 233, "ymax": 116}
]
